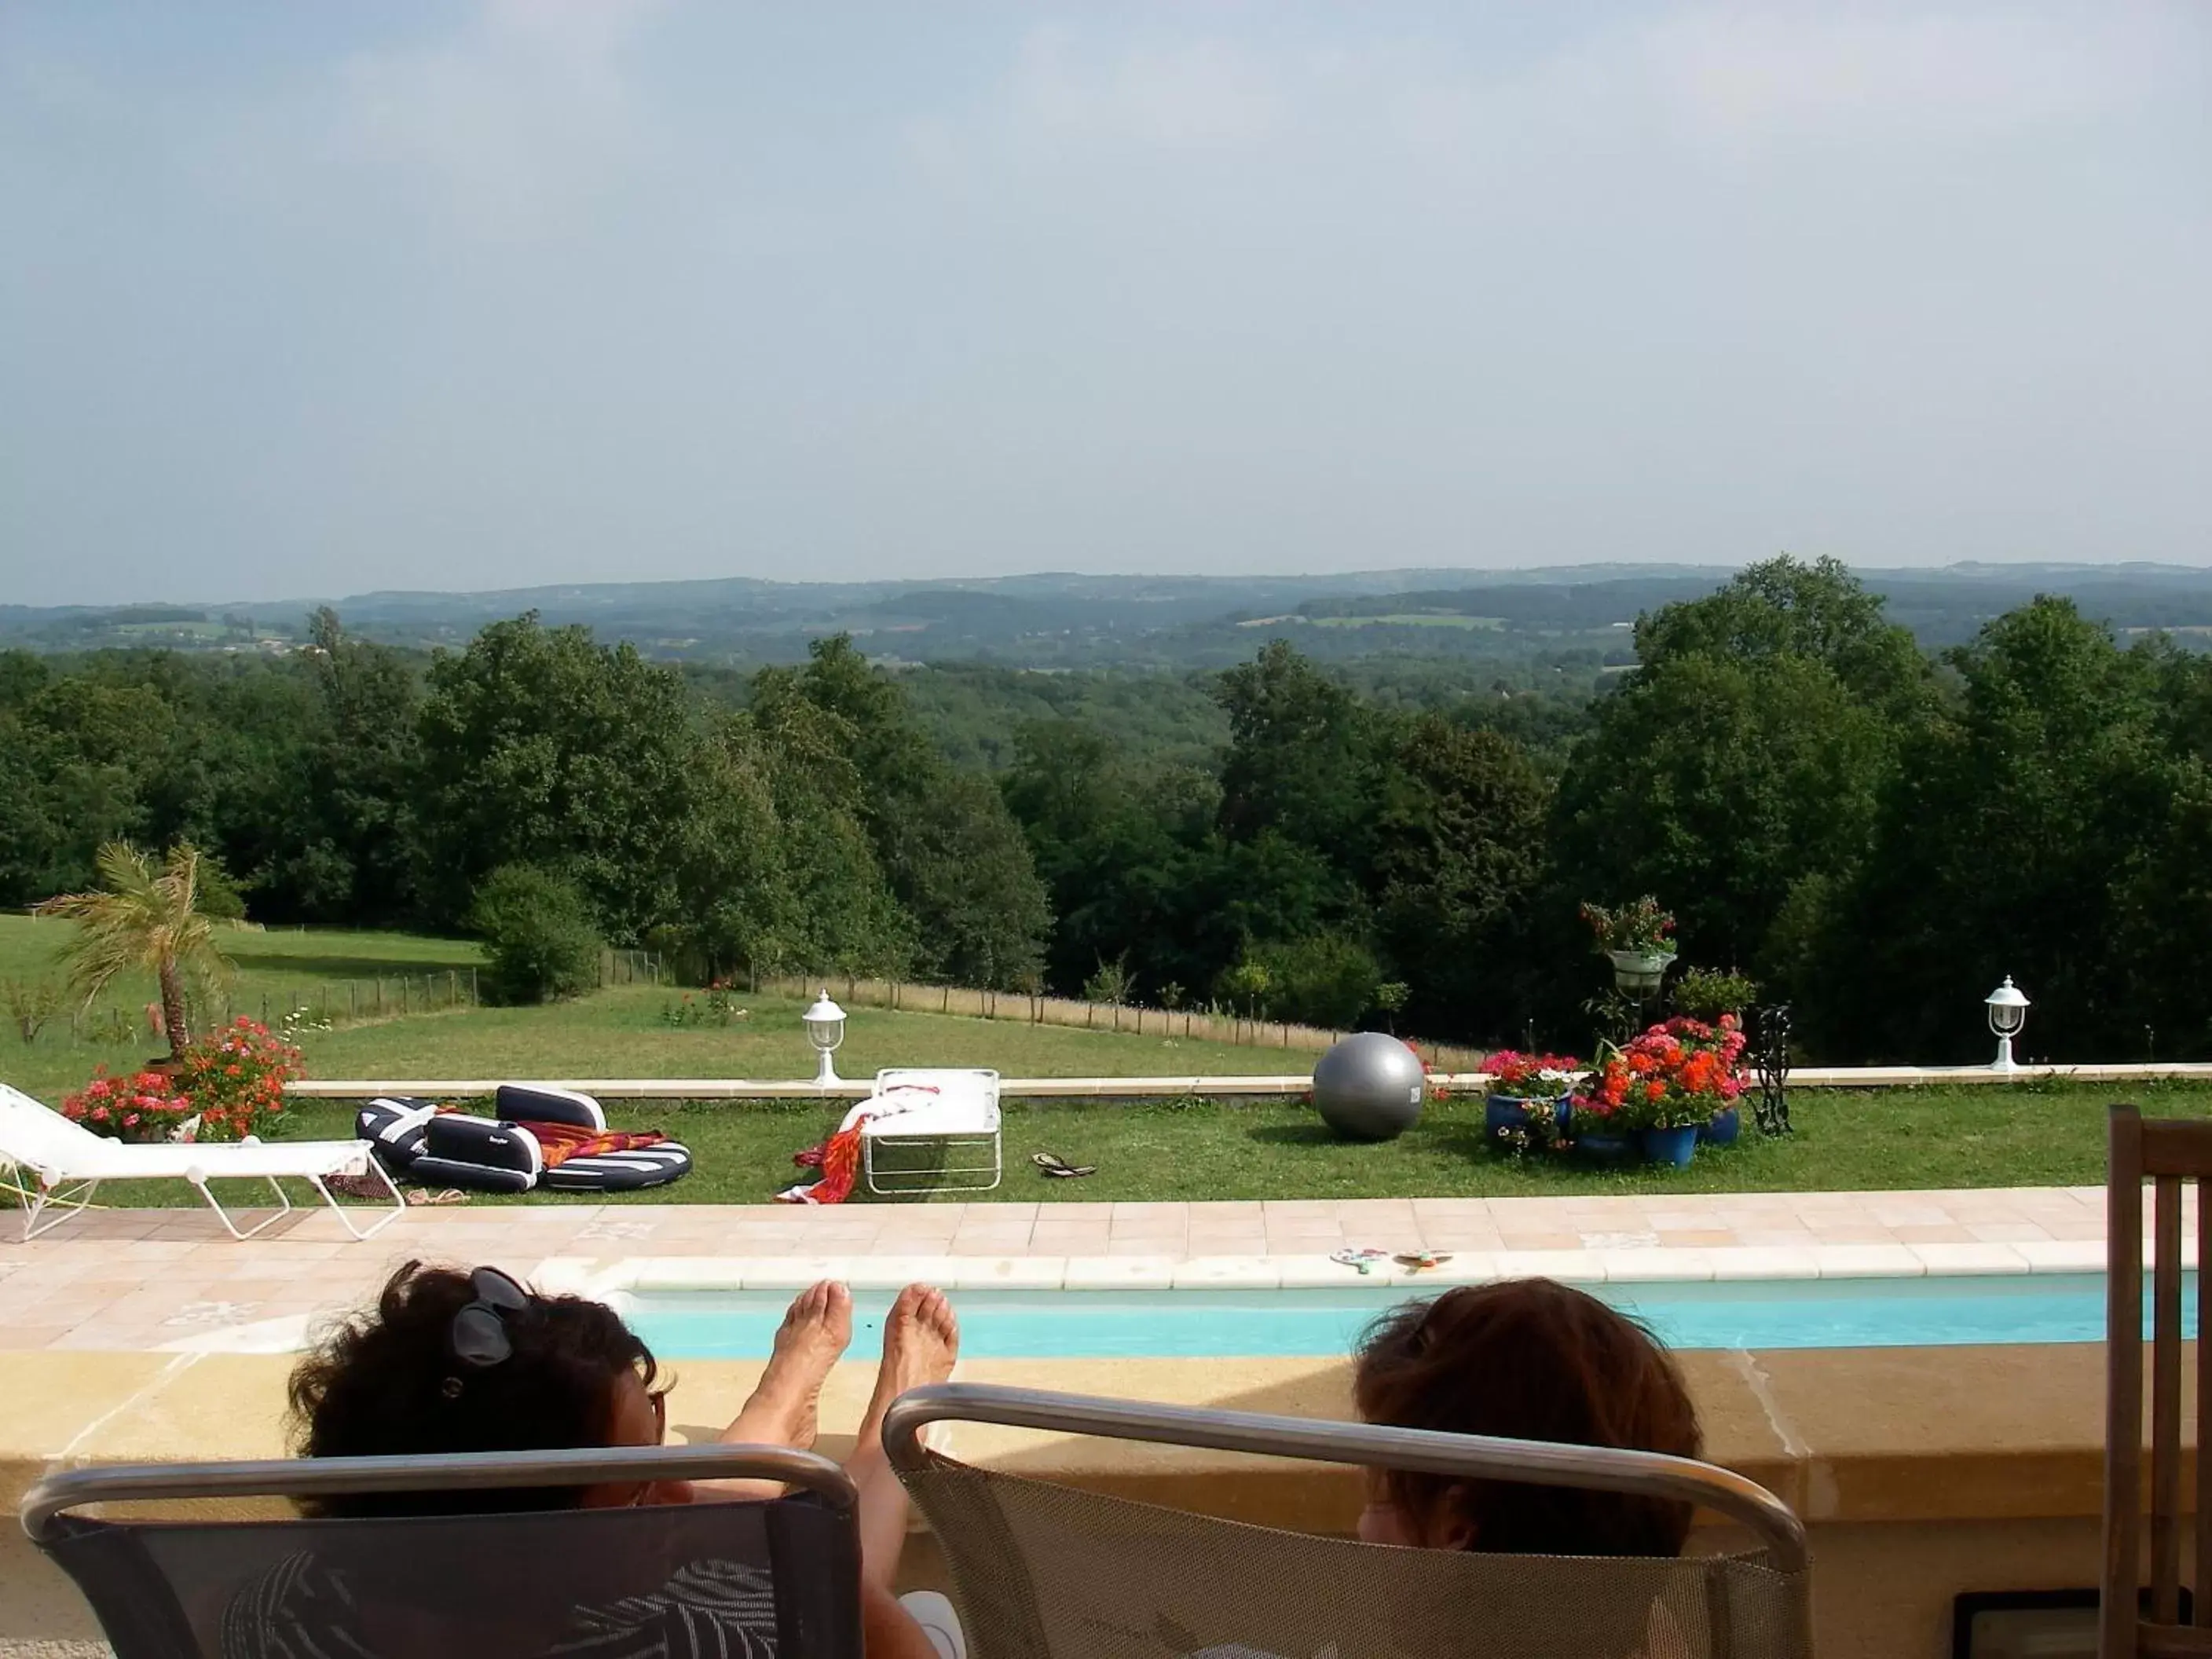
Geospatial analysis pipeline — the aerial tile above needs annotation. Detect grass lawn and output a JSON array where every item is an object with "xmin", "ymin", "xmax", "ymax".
[
  {"xmin": 9, "ymin": 1075, "xmax": 2201, "ymax": 1211},
  {"xmin": 2, "ymin": 917, "xmax": 2196, "ymax": 1209}
]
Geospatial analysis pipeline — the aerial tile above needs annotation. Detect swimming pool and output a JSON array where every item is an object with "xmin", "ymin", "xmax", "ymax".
[{"xmin": 622, "ymin": 1272, "xmax": 2182, "ymax": 1360}]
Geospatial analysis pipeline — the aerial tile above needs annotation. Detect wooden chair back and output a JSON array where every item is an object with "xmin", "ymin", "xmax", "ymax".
[{"xmin": 2105, "ymin": 1104, "xmax": 2208, "ymax": 1658}]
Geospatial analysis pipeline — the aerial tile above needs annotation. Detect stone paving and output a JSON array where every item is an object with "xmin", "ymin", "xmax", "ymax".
[{"xmin": 0, "ymin": 1183, "xmax": 2154, "ymax": 1353}]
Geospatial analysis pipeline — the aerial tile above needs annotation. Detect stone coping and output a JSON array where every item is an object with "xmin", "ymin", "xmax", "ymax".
[{"xmin": 285, "ymin": 1060, "xmax": 2212, "ymax": 1099}]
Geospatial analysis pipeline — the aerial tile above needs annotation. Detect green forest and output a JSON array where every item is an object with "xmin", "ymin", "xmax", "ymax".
[{"xmin": 5, "ymin": 557, "xmax": 2209, "ymax": 1065}]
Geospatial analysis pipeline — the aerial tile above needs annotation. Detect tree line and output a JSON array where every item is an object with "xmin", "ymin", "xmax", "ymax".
[{"xmin": 5, "ymin": 559, "xmax": 2210, "ymax": 1063}]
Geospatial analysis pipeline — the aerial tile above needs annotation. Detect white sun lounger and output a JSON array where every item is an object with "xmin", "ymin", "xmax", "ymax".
[
  {"xmin": 0, "ymin": 1082, "xmax": 403, "ymax": 1242},
  {"xmin": 861, "ymin": 1068, "xmax": 1002, "ymax": 1196}
]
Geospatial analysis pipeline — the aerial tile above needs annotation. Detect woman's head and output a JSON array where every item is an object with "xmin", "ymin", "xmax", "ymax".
[
  {"xmin": 1352, "ymin": 1276, "xmax": 1701, "ymax": 1558},
  {"xmin": 289, "ymin": 1260, "xmax": 665, "ymax": 1516}
]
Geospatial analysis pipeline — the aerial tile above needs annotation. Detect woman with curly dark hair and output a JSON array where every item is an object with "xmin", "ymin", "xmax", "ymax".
[
  {"xmin": 246, "ymin": 1261, "xmax": 957, "ymax": 1659},
  {"xmin": 1351, "ymin": 1276, "xmax": 1703, "ymax": 1558}
]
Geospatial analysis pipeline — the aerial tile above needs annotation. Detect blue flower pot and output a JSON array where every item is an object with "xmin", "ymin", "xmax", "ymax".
[
  {"xmin": 1574, "ymin": 1130, "xmax": 1635, "ymax": 1163},
  {"xmin": 1639, "ymin": 1126, "xmax": 1699, "ymax": 1169},
  {"xmin": 1485, "ymin": 1093, "xmax": 1569, "ymax": 1146},
  {"xmin": 1700, "ymin": 1107, "xmax": 1741, "ymax": 1146}
]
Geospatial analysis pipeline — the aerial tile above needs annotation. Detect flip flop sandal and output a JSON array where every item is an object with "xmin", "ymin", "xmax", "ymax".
[
  {"xmin": 405, "ymin": 1187, "xmax": 470, "ymax": 1207},
  {"xmin": 1394, "ymin": 1251, "xmax": 1453, "ymax": 1273},
  {"xmin": 1331, "ymin": 1247, "xmax": 1390, "ymax": 1275},
  {"xmin": 1031, "ymin": 1152, "xmax": 1097, "ymax": 1179}
]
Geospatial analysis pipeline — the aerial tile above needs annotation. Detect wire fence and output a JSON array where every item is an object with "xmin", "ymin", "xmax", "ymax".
[{"xmin": 747, "ymin": 972, "xmax": 1485, "ymax": 1071}]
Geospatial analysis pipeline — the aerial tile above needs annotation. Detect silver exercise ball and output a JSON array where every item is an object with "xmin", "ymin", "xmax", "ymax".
[{"xmin": 1313, "ymin": 1031, "xmax": 1427, "ymax": 1142}]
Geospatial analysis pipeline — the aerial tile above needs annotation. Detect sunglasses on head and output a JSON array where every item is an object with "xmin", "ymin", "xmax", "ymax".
[{"xmin": 449, "ymin": 1265, "xmax": 533, "ymax": 1371}]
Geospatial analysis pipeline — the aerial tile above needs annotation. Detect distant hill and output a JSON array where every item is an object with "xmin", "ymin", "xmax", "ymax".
[{"xmin": 6, "ymin": 562, "xmax": 2212, "ymax": 666}]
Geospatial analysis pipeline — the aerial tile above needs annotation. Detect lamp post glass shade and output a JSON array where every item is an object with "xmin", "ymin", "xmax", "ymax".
[
  {"xmin": 1986, "ymin": 977, "xmax": 2030, "ymax": 1071},
  {"xmin": 802, "ymin": 991, "xmax": 847, "ymax": 1086}
]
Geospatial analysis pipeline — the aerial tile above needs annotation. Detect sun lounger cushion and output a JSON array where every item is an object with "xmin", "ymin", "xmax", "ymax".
[{"xmin": 355, "ymin": 1093, "xmax": 692, "ymax": 1195}]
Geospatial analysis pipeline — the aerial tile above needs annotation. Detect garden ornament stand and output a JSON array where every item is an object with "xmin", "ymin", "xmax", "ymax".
[{"xmin": 1752, "ymin": 1005, "xmax": 1792, "ymax": 1137}]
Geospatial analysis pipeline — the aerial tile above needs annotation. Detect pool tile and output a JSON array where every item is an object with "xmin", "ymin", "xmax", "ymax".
[
  {"xmin": 1489, "ymin": 1249, "xmax": 1606, "ymax": 1284},
  {"xmin": 1419, "ymin": 1252, "xmax": 1503, "ymax": 1285},
  {"xmin": 1701, "ymin": 1247, "xmax": 1822, "ymax": 1280},
  {"xmin": 1599, "ymin": 1249, "xmax": 1716, "ymax": 1283},
  {"xmin": 2015, "ymin": 1240, "xmax": 2109, "ymax": 1272},
  {"xmin": 1964, "ymin": 1221, "xmax": 2054, "ymax": 1243},
  {"xmin": 951, "ymin": 1257, "xmax": 1067, "ymax": 1290},
  {"xmin": 1906, "ymin": 1242, "xmax": 2032, "ymax": 1275},
  {"xmin": 1811, "ymin": 1245, "xmax": 1926, "ymax": 1277},
  {"xmin": 1171, "ymin": 1258, "xmax": 1282, "ymax": 1289},
  {"xmin": 1065, "ymin": 1256, "xmax": 1177, "ymax": 1289},
  {"xmin": 736, "ymin": 1257, "xmax": 851, "ymax": 1290}
]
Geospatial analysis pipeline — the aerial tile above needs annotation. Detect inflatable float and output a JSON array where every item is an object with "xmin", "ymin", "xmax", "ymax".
[{"xmin": 358, "ymin": 1085, "xmax": 694, "ymax": 1195}]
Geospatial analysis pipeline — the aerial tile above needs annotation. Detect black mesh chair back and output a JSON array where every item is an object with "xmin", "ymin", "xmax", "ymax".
[
  {"xmin": 884, "ymin": 1382, "xmax": 1812, "ymax": 1659},
  {"xmin": 22, "ymin": 1443, "xmax": 862, "ymax": 1659}
]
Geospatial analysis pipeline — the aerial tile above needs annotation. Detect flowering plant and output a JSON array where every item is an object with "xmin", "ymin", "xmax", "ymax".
[
  {"xmin": 1483, "ymin": 1051, "xmax": 1582, "ymax": 1100},
  {"xmin": 60, "ymin": 1068, "xmax": 198, "ymax": 1143},
  {"xmin": 1580, "ymin": 895, "xmax": 1676, "ymax": 957},
  {"xmin": 1570, "ymin": 1015, "xmax": 1746, "ymax": 1133},
  {"xmin": 166, "ymin": 1017, "xmax": 303, "ymax": 1141}
]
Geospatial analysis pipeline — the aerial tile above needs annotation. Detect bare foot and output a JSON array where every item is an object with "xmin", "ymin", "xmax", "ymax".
[
  {"xmin": 856, "ymin": 1284, "xmax": 960, "ymax": 1452},
  {"xmin": 728, "ymin": 1280, "xmax": 851, "ymax": 1449}
]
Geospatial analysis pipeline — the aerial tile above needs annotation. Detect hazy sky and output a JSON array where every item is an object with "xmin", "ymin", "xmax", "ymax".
[{"xmin": 2, "ymin": 2, "xmax": 2207, "ymax": 606}]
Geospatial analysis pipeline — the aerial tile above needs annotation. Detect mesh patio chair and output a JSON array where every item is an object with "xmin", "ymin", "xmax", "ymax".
[
  {"xmin": 2104, "ymin": 1103, "xmax": 2212, "ymax": 1659},
  {"xmin": 20, "ymin": 1443, "xmax": 863, "ymax": 1659},
  {"xmin": 884, "ymin": 1382, "xmax": 1811, "ymax": 1659}
]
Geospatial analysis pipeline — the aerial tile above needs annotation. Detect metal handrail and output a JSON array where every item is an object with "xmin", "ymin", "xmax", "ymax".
[
  {"xmin": 882, "ymin": 1382, "xmax": 1809, "ymax": 1575},
  {"xmin": 22, "ymin": 1442, "xmax": 855, "ymax": 1544}
]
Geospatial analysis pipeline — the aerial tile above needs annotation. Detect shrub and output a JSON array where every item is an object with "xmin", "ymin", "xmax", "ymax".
[
  {"xmin": 1673, "ymin": 967, "xmax": 1760, "ymax": 1024},
  {"xmin": 468, "ymin": 865, "xmax": 603, "ymax": 1005},
  {"xmin": 1236, "ymin": 935, "xmax": 1384, "ymax": 1030},
  {"xmin": 3, "ymin": 977, "xmax": 60, "ymax": 1045},
  {"xmin": 169, "ymin": 1017, "xmax": 303, "ymax": 1141},
  {"xmin": 1082, "ymin": 954, "xmax": 1133, "ymax": 1006}
]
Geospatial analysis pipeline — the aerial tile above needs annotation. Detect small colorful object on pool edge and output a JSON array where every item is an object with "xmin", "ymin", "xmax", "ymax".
[{"xmin": 1331, "ymin": 1247, "xmax": 1390, "ymax": 1276}]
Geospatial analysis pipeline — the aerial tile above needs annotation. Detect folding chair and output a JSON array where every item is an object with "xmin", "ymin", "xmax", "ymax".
[
  {"xmin": 884, "ymin": 1382, "xmax": 1811, "ymax": 1659},
  {"xmin": 2104, "ymin": 1104, "xmax": 2211, "ymax": 1658},
  {"xmin": 21, "ymin": 1442, "xmax": 862, "ymax": 1659}
]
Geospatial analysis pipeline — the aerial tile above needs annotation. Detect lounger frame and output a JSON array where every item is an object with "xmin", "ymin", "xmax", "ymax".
[
  {"xmin": 882, "ymin": 1381, "xmax": 1809, "ymax": 1576},
  {"xmin": 1, "ymin": 1152, "xmax": 404, "ymax": 1243},
  {"xmin": 22, "ymin": 1442, "xmax": 856, "ymax": 1542}
]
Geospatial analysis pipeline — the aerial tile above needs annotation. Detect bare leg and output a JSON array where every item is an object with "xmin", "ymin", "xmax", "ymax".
[
  {"xmin": 723, "ymin": 1280, "xmax": 852, "ymax": 1448},
  {"xmin": 692, "ymin": 1280, "xmax": 853, "ymax": 1500},
  {"xmin": 847, "ymin": 1284, "xmax": 959, "ymax": 1588}
]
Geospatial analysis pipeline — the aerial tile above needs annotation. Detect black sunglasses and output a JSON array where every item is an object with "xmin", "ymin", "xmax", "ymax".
[{"xmin": 449, "ymin": 1265, "xmax": 533, "ymax": 1370}]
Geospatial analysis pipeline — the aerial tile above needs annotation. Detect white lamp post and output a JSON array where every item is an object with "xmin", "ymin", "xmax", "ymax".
[
  {"xmin": 802, "ymin": 990, "xmax": 847, "ymax": 1086},
  {"xmin": 1986, "ymin": 977, "xmax": 2030, "ymax": 1073}
]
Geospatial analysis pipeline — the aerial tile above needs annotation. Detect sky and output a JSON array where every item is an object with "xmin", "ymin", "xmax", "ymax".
[{"xmin": 1, "ymin": 2, "xmax": 2207, "ymax": 606}]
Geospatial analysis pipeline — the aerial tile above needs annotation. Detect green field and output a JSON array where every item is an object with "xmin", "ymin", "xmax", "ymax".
[
  {"xmin": 0, "ymin": 913, "xmax": 482, "ymax": 1055},
  {"xmin": 1308, "ymin": 613, "xmax": 1506, "ymax": 630}
]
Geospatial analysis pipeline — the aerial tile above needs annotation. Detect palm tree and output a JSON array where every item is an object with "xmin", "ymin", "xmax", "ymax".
[{"xmin": 37, "ymin": 842, "xmax": 233, "ymax": 1058}]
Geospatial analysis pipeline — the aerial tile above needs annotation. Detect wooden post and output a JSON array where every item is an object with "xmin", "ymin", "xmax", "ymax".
[{"xmin": 2106, "ymin": 1106, "xmax": 2144, "ymax": 1659}]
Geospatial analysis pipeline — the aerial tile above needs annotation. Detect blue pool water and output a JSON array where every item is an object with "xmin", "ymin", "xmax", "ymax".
[{"xmin": 623, "ymin": 1273, "xmax": 2192, "ymax": 1360}]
